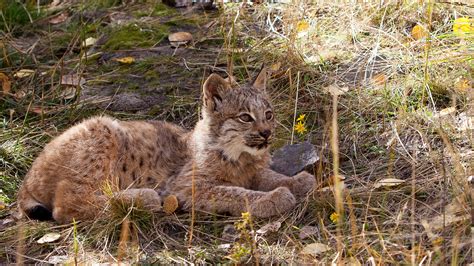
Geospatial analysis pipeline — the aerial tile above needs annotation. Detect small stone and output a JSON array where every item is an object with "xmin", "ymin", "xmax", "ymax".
[{"xmin": 270, "ymin": 141, "xmax": 319, "ymax": 176}]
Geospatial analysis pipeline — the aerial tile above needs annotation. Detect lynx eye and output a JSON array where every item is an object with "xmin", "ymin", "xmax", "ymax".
[
  {"xmin": 238, "ymin": 113, "xmax": 254, "ymax": 123},
  {"xmin": 265, "ymin": 111, "xmax": 273, "ymax": 120}
]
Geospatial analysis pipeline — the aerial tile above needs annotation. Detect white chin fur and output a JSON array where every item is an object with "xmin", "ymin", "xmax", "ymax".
[{"xmin": 221, "ymin": 137, "xmax": 267, "ymax": 161}]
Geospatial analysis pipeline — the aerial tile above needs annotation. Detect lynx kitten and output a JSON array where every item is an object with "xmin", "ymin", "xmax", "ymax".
[{"xmin": 18, "ymin": 68, "xmax": 315, "ymax": 223}]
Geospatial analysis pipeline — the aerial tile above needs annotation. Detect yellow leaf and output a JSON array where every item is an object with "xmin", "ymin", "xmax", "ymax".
[
  {"xmin": 0, "ymin": 73, "xmax": 11, "ymax": 94},
  {"xmin": 411, "ymin": 24, "xmax": 428, "ymax": 40},
  {"xmin": 0, "ymin": 201, "xmax": 5, "ymax": 210},
  {"xmin": 455, "ymin": 77, "xmax": 471, "ymax": 93},
  {"xmin": 270, "ymin": 62, "xmax": 281, "ymax": 72},
  {"xmin": 14, "ymin": 69, "xmax": 35, "ymax": 78},
  {"xmin": 296, "ymin": 20, "xmax": 309, "ymax": 33},
  {"xmin": 163, "ymin": 195, "xmax": 178, "ymax": 215},
  {"xmin": 114, "ymin": 57, "xmax": 135, "ymax": 64},
  {"xmin": 453, "ymin": 17, "xmax": 474, "ymax": 37},
  {"xmin": 372, "ymin": 73, "xmax": 388, "ymax": 85}
]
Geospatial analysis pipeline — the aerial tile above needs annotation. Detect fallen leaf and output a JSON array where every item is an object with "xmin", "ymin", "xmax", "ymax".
[
  {"xmin": 298, "ymin": 225, "xmax": 319, "ymax": 240},
  {"xmin": 422, "ymin": 198, "xmax": 469, "ymax": 231},
  {"xmin": 163, "ymin": 195, "xmax": 178, "ymax": 215},
  {"xmin": 58, "ymin": 86, "xmax": 77, "ymax": 100},
  {"xmin": 0, "ymin": 73, "xmax": 11, "ymax": 94},
  {"xmin": 14, "ymin": 69, "xmax": 35, "ymax": 78},
  {"xmin": 270, "ymin": 62, "xmax": 281, "ymax": 72},
  {"xmin": 371, "ymin": 73, "xmax": 388, "ymax": 86},
  {"xmin": 256, "ymin": 221, "xmax": 281, "ymax": 235},
  {"xmin": 323, "ymin": 84, "xmax": 348, "ymax": 96},
  {"xmin": 0, "ymin": 200, "xmax": 5, "ymax": 210},
  {"xmin": 217, "ymin": 243, "xmax": 231, "ymax": 249},
  {"xmin": 48, "ymin": 255, "xmax": 69, "ymax": 264},
  {"xmin": 411, "ymin": 24, "xmax": 428, "ymax": 40},
  {"xmin": 37, "ymin": 232, "xmax": 61, "ymax": 244},
  {"xmin": 49, "ymin": 12, "xmax": 68, "ymax": 24},
  {"xmin": 438, "ymin": 107, "xmax": 456, "ymax": 117},
  {"xmin": 83, "ymin": 37, "xmax": 97, "ymax": 47},
  {"xmin": 168, "ymin": 32, "xmax": 193, "ymax": 47},
  {"xmin": 373, "ymin": 178, "xmax": 405, "ymax": 189},
  {"xmin": 454, "ymin": 77, "xmax": 471, "ymax": 93},
  {"xmin": 114, "ymin": 57, "xmax": 135, "ymax": 64},
  {"xmin": 301, "ymin": 243, "xmax": 331, "ymax": 256},
  {"xmin": 61, "ymin": 74, "xmax": 85, "ymax": 86}
]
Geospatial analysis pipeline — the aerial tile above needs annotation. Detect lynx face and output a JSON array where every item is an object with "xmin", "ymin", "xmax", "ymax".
[{"xmin": 202, "ymin": 69, "xmax": 275, "ymax": 160}]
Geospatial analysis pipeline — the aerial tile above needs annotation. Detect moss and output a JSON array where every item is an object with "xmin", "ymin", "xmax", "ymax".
[
  {"xmin": 152, "ymin": 3, "xmax": 178, "ymax": 17},
  {"xmin": 103, "ymin": 24, "xmax": 169, "ymax": 51}
]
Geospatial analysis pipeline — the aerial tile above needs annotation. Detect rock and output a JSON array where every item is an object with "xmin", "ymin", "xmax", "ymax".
[{"xmin": 270, "ymin": 141, "xmax": 319, "ymax": 176}]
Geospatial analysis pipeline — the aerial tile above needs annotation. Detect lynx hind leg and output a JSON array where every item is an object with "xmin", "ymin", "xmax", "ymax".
[{"xmin": 52, "ymin": 180, "xmax": 107, "ymax": 224}]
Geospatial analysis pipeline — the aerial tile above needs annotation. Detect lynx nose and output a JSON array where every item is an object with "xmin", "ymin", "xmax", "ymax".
[{"xmin": 259, "ymin": 130, "xmax": 271, "ymax": 139}]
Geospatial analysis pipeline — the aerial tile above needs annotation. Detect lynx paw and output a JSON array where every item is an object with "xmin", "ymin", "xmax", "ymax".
[
  {"xmin": 249, "ymin": 187, "xmax": 296, "ymax": 218},
  {"xmin": 115, "ymin": 188, "xmax": 162, "ymax": 212},
  {"xmin": 292, "ymin": 171, "xmax": 315, "ymax": 198}
]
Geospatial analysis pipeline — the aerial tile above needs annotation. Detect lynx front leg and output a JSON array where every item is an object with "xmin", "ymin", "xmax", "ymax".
[
  {"xmin": 254, "ymin": 169, "xmax": 315, "ymax": 198},
  {"xmin": 192, "ymin": 186, "xmax": 296, "ymax": 218},
  {"xmin": 112, "ymin": 188, "xmax": 162, "ymax": 212}
]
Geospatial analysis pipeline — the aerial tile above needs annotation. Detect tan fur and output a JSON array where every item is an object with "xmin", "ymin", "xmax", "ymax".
[{"xmin": 18, "ymin": 69, "xmax": 315, "ymax": 223}]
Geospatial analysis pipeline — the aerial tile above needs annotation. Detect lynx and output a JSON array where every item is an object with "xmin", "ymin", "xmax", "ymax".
[{"xmin": 18, "ymin": 68, "xmax": 315, "ymax": 224}]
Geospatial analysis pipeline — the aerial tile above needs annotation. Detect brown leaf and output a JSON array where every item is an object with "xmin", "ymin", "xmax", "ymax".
[
  {"xmin": 163, "ymin": 195, "xmax": 178, "ymax": 215},
  {"xmin": 298, "ymin": 225, "xmax": 319, "ymax": 240},
  {"xmin": 371, "ymin": 73, "xmax": 388, "ymax": 86},
  {"xmin": 61, "ymin": 74, "xmax": 85, "ymax": 86},
  {"xmin": 49, "ymin": 12, "xmax": 69, "ymax": 24},
  {"xmin": 0, "ymin": 73, "xmax": 11, "ymax": 94},
  {"xmin": 301, "ymin": 243, "xmax": 331, "ymax": 256}
]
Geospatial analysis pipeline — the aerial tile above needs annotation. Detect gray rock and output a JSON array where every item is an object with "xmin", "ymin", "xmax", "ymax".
[{"xmin": 270, "ymin": 141, "xmax": 319, "ymax": 176}]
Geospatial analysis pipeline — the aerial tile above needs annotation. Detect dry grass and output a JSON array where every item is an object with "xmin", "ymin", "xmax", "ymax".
[{"xmin": 1, "ymin": 0, "xmax": 473, "ymax": 264}]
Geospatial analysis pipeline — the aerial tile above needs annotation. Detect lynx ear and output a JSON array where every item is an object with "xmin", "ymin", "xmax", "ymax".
[
  {"xmin": 203, "ymin": 73, "xmax": 231, "ymax": 111},
  {"xmin": 252, "ymin": 66, "xmax": 267, "ymax": 91}
]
